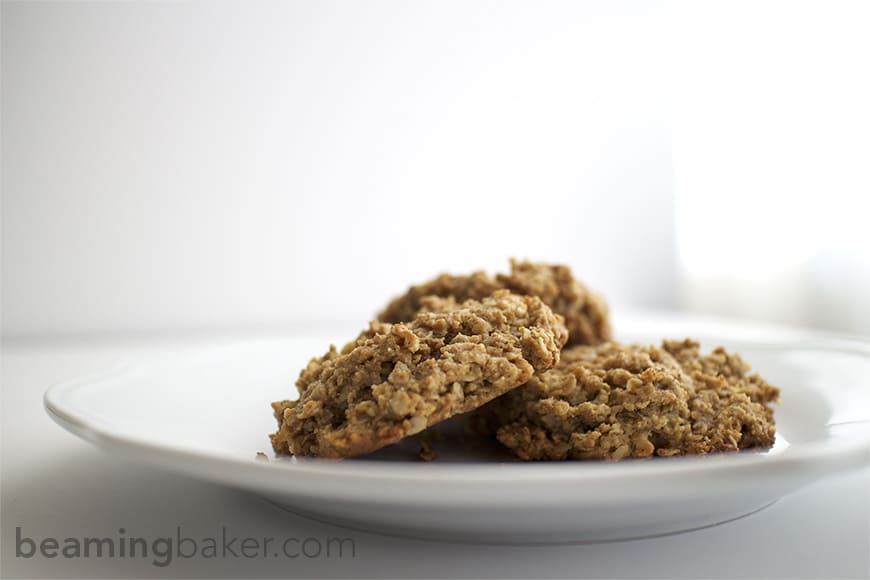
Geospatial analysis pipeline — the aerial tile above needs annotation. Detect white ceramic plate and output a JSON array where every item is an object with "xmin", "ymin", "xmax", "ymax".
[{"xmin": 44, "ymin": 314, "xmax": 870, "ymax": 543}]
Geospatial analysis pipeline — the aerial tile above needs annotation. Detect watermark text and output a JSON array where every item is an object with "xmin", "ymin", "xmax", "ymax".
[{"xmin": 15, "ymin": 526, "xmax": 355, "ymax": 568}]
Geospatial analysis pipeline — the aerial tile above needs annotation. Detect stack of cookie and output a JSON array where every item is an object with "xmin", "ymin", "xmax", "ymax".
[{"xmin": 270, "ymin": 260, "xmax": 779, "ymax": 461}]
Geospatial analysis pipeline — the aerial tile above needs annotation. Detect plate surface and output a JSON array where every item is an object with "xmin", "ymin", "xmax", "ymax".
[{"xmin": 44, "ymin": 314, "xmax": 870, "ymax": 543}]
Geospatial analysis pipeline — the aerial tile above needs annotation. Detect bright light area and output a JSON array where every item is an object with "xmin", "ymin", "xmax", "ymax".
[{"xmin": 671, "ymin": 1, "xmax": 870, "ymax": 334}]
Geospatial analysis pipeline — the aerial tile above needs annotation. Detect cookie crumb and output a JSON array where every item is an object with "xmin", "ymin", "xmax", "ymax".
[{"xmin": 418, "ymin": 439, "xmax": 438, "ymax": 462}]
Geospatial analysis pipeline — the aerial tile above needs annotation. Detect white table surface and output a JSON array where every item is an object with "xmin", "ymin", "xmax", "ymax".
[{"xmin": 2, "ymin": 334, "xmax": 869, "ymax": 579}]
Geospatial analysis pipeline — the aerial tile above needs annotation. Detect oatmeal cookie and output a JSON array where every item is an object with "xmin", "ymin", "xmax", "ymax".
[
  {"xmin": 378, "ymin": 271, "xmax": 503, "ymax": 325},
  {"xmin": 663, "ymin": 339, "xmax": 779, "ymax": 451},
  {"xmin": 377, "ymin": 260, "xmax": 610, "ymax": 346},
  {"xmin": 490, "ymin": 339, "xmax": 779, "ymax": 460},
  {"xmin": 271, "ymin": 290, "xmax": 569, "ymax": 458},
  {"xmin": 498, "ymin": 259, "xmax": 611, "ymax": 346}
]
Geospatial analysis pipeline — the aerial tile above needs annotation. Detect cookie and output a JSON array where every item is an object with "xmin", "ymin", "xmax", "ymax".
[
  {"xmin": 497, "ymin": 259, "xmax": 611, "ymax": 347},
  {"xmin": 271, "ymin": 290, "xmax": 569, "ymax": 458},
  {"xmin": 663, "ymin": 339, "xmax": 779, "ymax": 451},
  {"xmin": 377, "ymin": 271, "xmax": 503, "ymax": 326},
  {"xmin": 489, "ymin": 339, "xmax": 779, "ymax": 460},
  {"xmin": 378, "ymin": 259, "xmax": 610, "ymax": 347}
]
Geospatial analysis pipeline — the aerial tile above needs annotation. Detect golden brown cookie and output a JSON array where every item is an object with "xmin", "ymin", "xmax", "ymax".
[
  {"xmin": 271, "ymin": 290, "xmax": 569, "ymax": 458},
  {"xmin": 489, "ymin": 339, "xmax": 779, "ymax": 460},
  {"xmin": 663, "ymin": 339, "xmax": 779, "ymax": 451},
  {"xmin": 497, "ymin": 259, "xmax": 611, "ymax": 346},
  {"xmin": 377, "ymin": 259, "xmax": 610, "ymax": 347},
  {"xmin": 377, "ymin": 271, "xmax": 503, "ymax": 325}
]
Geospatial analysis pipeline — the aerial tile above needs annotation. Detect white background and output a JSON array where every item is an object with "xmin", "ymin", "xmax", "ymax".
[
  {"xmin": 672, "ymin": 1, "xmax": 870, "ymax": 336},
  {"xmin": 2, "ymin": 1, "xmax": 673, "ymax": 338},
  {"xmin": 2, "ymin": 1, "xmax": 868, "ymax": 338}
]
